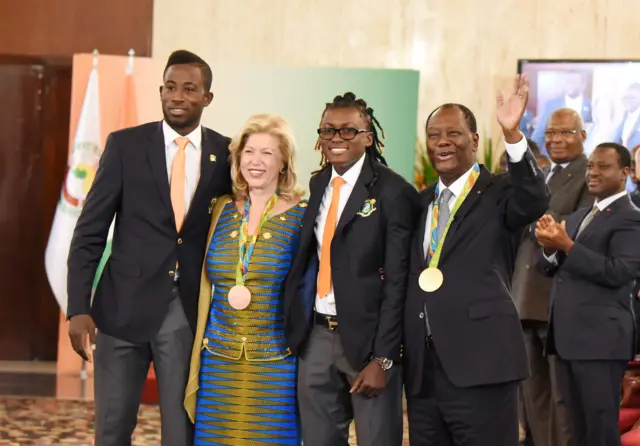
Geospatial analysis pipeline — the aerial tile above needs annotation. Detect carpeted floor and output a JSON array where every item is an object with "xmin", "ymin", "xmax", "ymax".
[{"xmin": 0, "ymin": 396, "xmax": 410, "ymax": 445}]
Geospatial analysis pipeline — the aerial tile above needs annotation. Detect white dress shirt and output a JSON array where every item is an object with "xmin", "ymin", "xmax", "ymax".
[
  {"xmin": 422, "ymin": 136, "xmax": 529, "ymax": 255},
  {"xmin": 314, "ymin": 154, "xmax": 367, "ymax": 316},
  {"xmin": 162, "ymin": 120, "xmax": 202, "ymax": 216},
  {"xmin": 622, "ymin": 109, "xmax": 640, "ymax": 146},
  {"xmin": 543, "ymin": 190, "xmax": 628, "ymax": 264}
]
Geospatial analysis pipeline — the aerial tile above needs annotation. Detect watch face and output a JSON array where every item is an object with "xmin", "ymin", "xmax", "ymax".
[{"xmin": 382, "ymin": 358, "xmax": 393, "ymax": 369}]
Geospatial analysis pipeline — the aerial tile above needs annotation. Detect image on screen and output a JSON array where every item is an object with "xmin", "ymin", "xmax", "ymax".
[{"xmin": 518, "ymin": 59, "xmax": 640, "ymax": 191}]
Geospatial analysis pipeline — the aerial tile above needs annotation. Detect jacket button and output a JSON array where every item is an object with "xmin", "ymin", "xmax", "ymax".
[
  {"xmin": 169, "ymin": 271, "xmax": 175, "ymax": 277},
  {"xmin": 177, "ymin": 238, "xmax": 183, "ymax": 244},
  {"xmin": 419, "ymin": 312, "xmax": 424, "ymax": 319}
]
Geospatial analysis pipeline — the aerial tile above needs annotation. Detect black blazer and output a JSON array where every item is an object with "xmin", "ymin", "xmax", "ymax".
[
  {"xmin": 284, "ymin": 155, "xmax": 420, "ymax": 371},
  {"xmin": 67, "ymin": 122, "xmax": 231, "ymax": 343},
  {"xmin": 403, "ymin": 150, "xmax": 549, "ymax": 395},
  {"xmin": 538, "ymin": 195, "xmax": 640, "ymax": 361}
]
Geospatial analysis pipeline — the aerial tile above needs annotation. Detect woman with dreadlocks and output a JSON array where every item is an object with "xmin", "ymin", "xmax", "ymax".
[{"xmin": 284, "ymin": 92, "xmax": 420, "ymax": 445}]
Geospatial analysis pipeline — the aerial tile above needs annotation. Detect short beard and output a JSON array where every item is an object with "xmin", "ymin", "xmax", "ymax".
[{"xmin": 162, "ymin": 108, "xmax": 200, "ymax": 134}]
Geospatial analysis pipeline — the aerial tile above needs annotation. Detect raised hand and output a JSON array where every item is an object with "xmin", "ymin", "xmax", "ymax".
[{"xmin": 496, "ymin": 74, "xmax": 529, "ymax": 133}]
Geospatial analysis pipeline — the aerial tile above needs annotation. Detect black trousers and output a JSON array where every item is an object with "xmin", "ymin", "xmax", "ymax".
[
  {"xmin": 555, "ymin": 356, "xmax": 627, "ymax": 446},
  {"xmin": 407, "ymin": 346, "xmax": 519, "ymax": 446}
]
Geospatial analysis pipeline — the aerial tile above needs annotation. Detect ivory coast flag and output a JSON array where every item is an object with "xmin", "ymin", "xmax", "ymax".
[
  {"xmin": 45, "ymin": 64, "xmax": 101, "ymax": 314},
  {"xmin": 92, "ymin": 57, "xmax": 139, "ymax": 291}
]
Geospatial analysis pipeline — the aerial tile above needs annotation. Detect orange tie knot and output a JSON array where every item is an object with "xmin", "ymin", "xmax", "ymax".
[{"xmin": 175, "ymin": 136, "xmax": 190, "ymax": 151}]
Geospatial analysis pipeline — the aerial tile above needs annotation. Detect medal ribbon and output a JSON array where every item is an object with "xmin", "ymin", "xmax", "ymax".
[
  {"xmin": 428, "ymin": 163, "xmax": 480, "ymax": 267},
  {"xmin": 235, "ymin": 194, "xmax": 279, "ymax": 286}
]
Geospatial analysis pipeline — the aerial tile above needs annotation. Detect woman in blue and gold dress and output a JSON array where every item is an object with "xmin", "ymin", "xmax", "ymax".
[{"xmin": 185, "ymin": 113, "xmax": 305, "ymax": 445}]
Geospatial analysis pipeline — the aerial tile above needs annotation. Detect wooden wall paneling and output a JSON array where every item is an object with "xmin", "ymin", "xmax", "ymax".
[
  {"xmin": 0, "ymin": 55, "xmax": 72, "ymax": 361},
  {"xmin": 0, "ymin": 0, "xmax": 154, "ymax": 57}
]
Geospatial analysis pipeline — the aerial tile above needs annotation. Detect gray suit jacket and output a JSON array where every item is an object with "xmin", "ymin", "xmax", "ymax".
[
  {"xmin": 512, "ymin": 155, "xmax": 593, "ymax": 322},
  {"xmin": 537, "ymin": 196, "xmax": 640, "ymax": 360}
]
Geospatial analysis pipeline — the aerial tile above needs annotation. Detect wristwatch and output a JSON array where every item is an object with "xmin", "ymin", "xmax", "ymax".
[{"xmin": 371, "ymin": 355, "xmax": 394, "ymax": 371}]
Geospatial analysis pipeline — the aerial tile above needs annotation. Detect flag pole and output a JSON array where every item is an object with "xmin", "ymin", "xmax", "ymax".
[{"xmin": 127, "ymin": 48, "xmax": 135, "ymax": 73}]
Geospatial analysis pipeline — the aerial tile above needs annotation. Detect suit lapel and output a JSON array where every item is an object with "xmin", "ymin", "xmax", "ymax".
[
  {"xmin": 299, "ymin": 167, "xmax": 331, "ymax": 253},
  {"xmin": 575, "ymin": 196, "xmax": 630, "ymax": 241},
  {"xmin": 417, "ymin": 184, "xmax": 436, "ymax": 267},
  {"xmin": 146, "ymin": 122, "xmax": 174, "ymax": 220},
  {"xmin": 185, "ymin": 128, "xmax": 217, "ymax": 225},
  {"xmin": 548, "ymin": 156, "xmax": 587, "ymax": 193},
  {"xmin": 437, "ymin": 167, "xmax": 493, "ymax": 265},
  {"xmin": 570, "ymin": 207, "xmax": 592, "ymax": 239},
  {"xmin": 541, "ymin": 165, "xmax": 550, "ymax": 179},
  {"xmin": 335, "ymin": 159, "xmax": 374, "ymax": 235}
]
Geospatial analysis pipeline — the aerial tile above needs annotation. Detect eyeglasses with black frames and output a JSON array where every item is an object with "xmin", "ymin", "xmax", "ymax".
[{"xmin": 317, "ymin": 127, "xmax": 370, "ymax": 141}]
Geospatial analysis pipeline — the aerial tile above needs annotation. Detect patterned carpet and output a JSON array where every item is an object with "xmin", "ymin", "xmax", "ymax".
[{"xmin": 0, "ymin": 396, "xmax": 410, "ymax": 445}]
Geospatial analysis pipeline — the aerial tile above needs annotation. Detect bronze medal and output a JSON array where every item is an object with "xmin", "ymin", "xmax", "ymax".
[{"xmin": 228, "ymin": 285, "xmax": 252, "ymax": 310}]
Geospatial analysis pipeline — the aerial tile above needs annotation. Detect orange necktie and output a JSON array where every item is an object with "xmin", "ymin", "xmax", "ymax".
[
  {"xmin": 317, "ymin": 176, "xmax": 346, "ymax": 298},
  {"xmin": 170, "ymin": 137, "xmax": 189, "ymax": 231}
]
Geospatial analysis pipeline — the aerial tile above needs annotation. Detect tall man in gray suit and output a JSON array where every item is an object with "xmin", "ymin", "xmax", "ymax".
[
  {"xmin": 512, "ymin": 108, "xmax": 593, "ymax": 446},
  {"xmin": 66, "ymin": 51, "xmax": 231, "ymax": 445},
  {"xmin": 536, "ymin": 142, "xmax": 640, "ymax": 446}
]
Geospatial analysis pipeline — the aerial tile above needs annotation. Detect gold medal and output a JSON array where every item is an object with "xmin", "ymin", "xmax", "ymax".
[
  {"xmin": 228, "ymin": 285, "xmax": 252, "ymax": 310},
  {"xmin": 419, "ymin": 267, "xmax": 444, "ymax": 292}
]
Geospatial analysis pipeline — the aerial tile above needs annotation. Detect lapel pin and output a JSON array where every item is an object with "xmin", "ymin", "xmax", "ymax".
[
  {"xmin": 357, "ymin": 199, "xmax": 377, "ymax": 217},
  {"xmin": 210, "ymin": 154, "xmax": 216, "ymax": 162}
]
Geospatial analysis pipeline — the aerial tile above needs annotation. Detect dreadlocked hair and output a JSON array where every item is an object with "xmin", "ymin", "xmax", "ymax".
[{"xmin": 314, "ymin": 92, "xmax": 388, "ymax": 168}]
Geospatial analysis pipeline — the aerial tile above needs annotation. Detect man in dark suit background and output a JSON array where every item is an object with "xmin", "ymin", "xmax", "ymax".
[
  {"xmin": 403, "ymin": 75, "xmax": 549, "ymax": 445},
  {"xmin": 512, "ymin": 108, "xmax": 593, "ymax": 446},
  {"xmin": 284, "ymin": 92, "xmax": 420, "ymax": 446},
  {"xmin": 66, "ymin": 50, "xmax": 231, "ymax": 445},
  {"xmin": 536, "ymin": 142, "xmax": 640, "ymax": 446},
  {"xmin": 532, "ymin": 71, "xmax": 593, "ymax": 153}
]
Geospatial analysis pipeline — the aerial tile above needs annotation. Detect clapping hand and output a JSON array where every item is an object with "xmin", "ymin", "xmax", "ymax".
[{"xmin": 535, "ymin": 214, "xmax": 574, "ymax": 253}]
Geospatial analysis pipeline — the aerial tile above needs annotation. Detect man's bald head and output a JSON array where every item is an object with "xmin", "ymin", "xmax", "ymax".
[
  {"xmin": 544, "ymin": 107, "xmax": 586, "ymax": 163},
  {"xmin": 548, "ymin": 107, "xmax": 584, "ymax": 130}
]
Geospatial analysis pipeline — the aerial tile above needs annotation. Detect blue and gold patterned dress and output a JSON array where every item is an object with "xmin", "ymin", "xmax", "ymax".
[{"xmin": 185, "ymin": 195, "xmax": 306, "ymax": 445}]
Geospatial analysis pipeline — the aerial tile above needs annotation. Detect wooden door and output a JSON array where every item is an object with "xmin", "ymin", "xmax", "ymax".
[{"xmin": 0, "ymin": 56, "xmax": 71, "ymax": 360}]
